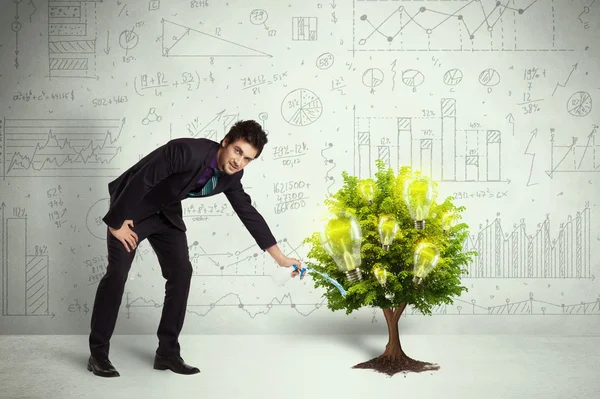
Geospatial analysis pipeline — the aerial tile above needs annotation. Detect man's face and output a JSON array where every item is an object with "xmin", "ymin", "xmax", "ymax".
[{"xmin": 217, "ymin": 138, "xmax": 258, "ymax": 175}]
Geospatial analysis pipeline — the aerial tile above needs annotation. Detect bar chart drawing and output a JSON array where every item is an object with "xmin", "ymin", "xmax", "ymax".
[
  {"xmin": 1, "ymin": 203, "xmax": 50, "ymax": 316},
  {"xmin": 353, "ymin": 99, "xmax": 506, "ymax": 183},
  {"xmin": 48, "ymin": 0, "xmax": 101, "ymax": 79},
  {"xmin": 462, "ymin": 203, "xmax": 592, "ymax": 279},
  {"xmin": 2, "ymin": 117, "xmax": 126, "ymax": 178}
]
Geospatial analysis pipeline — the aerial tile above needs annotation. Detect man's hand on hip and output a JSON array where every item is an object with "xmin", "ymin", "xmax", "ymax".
[{"xmin": 109, "ymin": 219, "xmax": 139, "ymax": 252}]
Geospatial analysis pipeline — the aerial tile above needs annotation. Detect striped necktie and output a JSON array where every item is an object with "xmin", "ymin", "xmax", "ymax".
[{"xmin": 199, "ymin": 168, "xmax": 220, "ymax": 196}]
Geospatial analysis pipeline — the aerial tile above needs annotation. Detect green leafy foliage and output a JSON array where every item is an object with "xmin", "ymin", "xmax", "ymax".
[{"xmin": 302, "ymin": 160, "xmax": 478, "ymax": 315}]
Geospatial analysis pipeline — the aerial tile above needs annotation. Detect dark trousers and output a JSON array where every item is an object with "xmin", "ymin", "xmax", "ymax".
[{"xmin": 89, "ymin": 210, "xmax": 193, "ymax": 359}]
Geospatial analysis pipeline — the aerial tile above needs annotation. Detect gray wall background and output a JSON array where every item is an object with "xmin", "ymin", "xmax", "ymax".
[{"xmin": 0, "ymin": 0, "xmax": 599, "ymax": 335}]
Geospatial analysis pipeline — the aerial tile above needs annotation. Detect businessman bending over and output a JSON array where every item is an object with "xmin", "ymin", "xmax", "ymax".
[{"xmin": 87, "ymin": 120, "xmax": 301, "ymax": 377}]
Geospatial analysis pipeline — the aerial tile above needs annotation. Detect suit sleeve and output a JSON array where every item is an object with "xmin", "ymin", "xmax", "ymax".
[
  {"xmin": 224, "ymin": 174, "xmax": 277, "ymax": 251},
  {"xmin": 103, "ymin": 139, "xmax": 193, "ymax": 229}
]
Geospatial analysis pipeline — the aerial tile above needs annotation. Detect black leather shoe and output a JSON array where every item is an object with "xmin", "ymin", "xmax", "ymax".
[
  {"xmin": 87, "ymin": 355, "xmax": 120, "ymax": 377},
  {"xmin": 153, "ymin": 354, "xmax": 200, "ymax": 375}
]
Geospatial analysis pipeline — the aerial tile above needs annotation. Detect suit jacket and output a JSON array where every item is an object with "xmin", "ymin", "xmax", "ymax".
[{"xmin": 102, "ymin": 137, "xmax": 277, "ymax": 251}]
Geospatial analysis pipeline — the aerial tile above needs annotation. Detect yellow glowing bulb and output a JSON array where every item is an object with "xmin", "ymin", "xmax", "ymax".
[
  {"xmin": 378, "ymin": 215, "xmax": 398, "ymax": 250},
  {"xmin": 320, "ymin": 211, "xmax": 363, "ymax": 282},
  {"xmin": 357, "ymin": 179, "xmax": 376, "ymax": 203},
  {"xmin": 372, "ymin": 265, "xmax": 388, "ymax": 286},
  {"xmin": 412, "ymin": 242, "xmax": 440, "ymax": 284},
  {"xmin": 403, "ymin": 174, "xmax": 436, "ymax": 230},
  {"xmin": 441, "ymin": 210, "xmax": 459, "ymax": 233}
]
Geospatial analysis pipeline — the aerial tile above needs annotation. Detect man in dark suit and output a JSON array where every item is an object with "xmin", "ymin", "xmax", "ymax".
[{"xmin": 87, "ymin": 120, "xmax": 302, "ymax": 377}]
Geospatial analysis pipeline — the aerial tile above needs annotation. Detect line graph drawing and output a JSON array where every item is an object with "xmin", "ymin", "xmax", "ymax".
[
  {"xmin": 1, "ymin": 117, "xmax": 126, "ymax": 178},
  {"xmin": 48, "ymin": 0, "xmax": 101, "ymax": 79},
  {"xmin": 406, "ymin": 293, "xmax": 600, "ymax": 316},
  {"xmin": 463, "ymin": 203, "xmax": 593, "ymax": 279},
  {"xmin": 1, "ymin": 203, "xmax": 51, "ymax": 317},
  {"xmin": 123, "ymin": 290, "xmax": 600, "ymax": 319},
  {"xmin": 353, "ymin": 99, "xmax": 507, "ymax": 183},
  {"xmin": 161, "ymin": 19, "xmax": 272, "ymax": 58},
  {"xmin": 546, "ymin": 124, "xmax": 600, "ymax": 177},
  {"xmin": 352, "ymin": 0, "xmax": 579, "ymax": 53}
]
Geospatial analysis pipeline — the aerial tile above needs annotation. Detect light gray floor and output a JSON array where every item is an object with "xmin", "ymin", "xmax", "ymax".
[{"xmin": 1, "ymin": 334, "xmax": 598, "ymax": 399}]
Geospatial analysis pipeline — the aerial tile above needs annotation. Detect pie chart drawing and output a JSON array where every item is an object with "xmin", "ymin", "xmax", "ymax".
[
  {"xmin": 280, "ymin": 89, "xmax": 323, "ymax": 126},
  {"xmin": 443, "ymin": 68, "xmax": 463, "ymax": 86},
  {"xmin": 567, "ymin": 91, "xmax": 592, "ymax": 117},
  {"xmin": 362, "ymin": 68, "xmax": 384, "ymax": 88}
]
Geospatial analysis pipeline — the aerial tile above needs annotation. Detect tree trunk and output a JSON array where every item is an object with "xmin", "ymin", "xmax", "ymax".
[{"xmin": 352, "ymin": 304, "xmax": 440, "ymax": 376}]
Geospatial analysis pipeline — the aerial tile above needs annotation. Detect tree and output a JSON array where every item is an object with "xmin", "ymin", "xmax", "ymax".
[{"xmin": 302, "ymin": 161, "xmax": 477, "ymax": 376}]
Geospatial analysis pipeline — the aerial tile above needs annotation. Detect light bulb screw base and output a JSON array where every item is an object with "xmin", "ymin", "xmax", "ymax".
[
  {"xmin": 412, "ymin": 275, "xmax": 423, "ymax": 284},
  {"xmin": 345, "ymin": 268, "xmax": 363, "ymax": 282},
  {"xmin": 414, "ymin": 220, "xmax": 425, "ymax": 230}
]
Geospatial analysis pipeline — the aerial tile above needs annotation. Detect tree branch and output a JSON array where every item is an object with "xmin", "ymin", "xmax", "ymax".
[{"xmin": 392, "ymin": 303, "xmax": 407, "ymax": 323}]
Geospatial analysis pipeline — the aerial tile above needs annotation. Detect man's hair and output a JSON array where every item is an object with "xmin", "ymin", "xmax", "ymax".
[{"xmin": 220, "ymin": 120, "xmax": 268, "ymax": 158}]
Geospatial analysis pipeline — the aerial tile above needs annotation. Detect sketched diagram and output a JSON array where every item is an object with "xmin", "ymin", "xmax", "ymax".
[
  {"xmin": 161, "ymin": 19, "xmax": 272, "ymax": 58},
  {"xmin": 362, "ymin": 68, "xmax": 384, "ymax": 88},
  {"xmin": 352, "ymin": 0, "xmax": 580, "ymax": 52},
  {"xmin": 1, "ymin": 118, "xmax": 126, "ymax": 178},
  {"xmin": 292, "ymin": 17, "xmax": 318, "ymax": 41},
  {"xmin": 546, "ymin": 124, "xmax": 600, "ymax": 177},
  {"xmin": 353, "ymin": 99, "xmax": 505, "ymax": 183},
  {"xmin": 463, "ymin": 203, "xmax": 593, "ymax": 280},
  {"xmin": 119, "ymin": 29, "xmax": 139, "ymax": 50},
  {"xmin": 280, "ymin": 89, "xmax": 323, "ymax": 126},
  {"xmin": 48, "ymin": 0, "xmax": 99, "ymax": 79},
  {"xmin": 1, "ymin": 203, "xmax": 51, "ymax": 317},
  {"xmin": 567, "ymin": 91, "xmax": 592, "ymax": 117}
]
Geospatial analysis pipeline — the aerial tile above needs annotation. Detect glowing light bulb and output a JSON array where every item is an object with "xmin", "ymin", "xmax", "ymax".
[
  {"xmin": 357, "ymin": 179, "xmax": 376, "ymax": 203},
  {"xmin": 378, "ymin": 215, "xmax": 398, "ymax": 251},
  {"xmin": 372, "ymin": 264, "xmax": 395, "ymax": 300},
  {"xmin": 320, "ymin": 211, "xmax": 363, "ymax": 282},
  {"xmin": 372, "ymin": 264, "xmax": 388, "ymax": 286},
  {"xmin": 412, "ymin": 242, "xmax": 440, "ymax": 284},
  {"xmin": 441, "ymin": 210, "xmax": 459, "ymax": 233},
  {"xmin": 403, "ymin": 174, "xmax": 436, "ymax": 230}
]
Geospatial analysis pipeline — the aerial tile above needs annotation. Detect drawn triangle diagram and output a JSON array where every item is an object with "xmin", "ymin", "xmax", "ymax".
[{"xmin": 161, "ymin": 19, "xmax": 272, "ymax": 58}]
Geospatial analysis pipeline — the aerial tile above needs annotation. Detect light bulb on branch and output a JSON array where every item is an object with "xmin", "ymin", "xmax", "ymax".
[
  {"xmin": 372, "ymin": 264, "xmax": 394, "ymax": 300},
  {"xmin": 378, "ymin": 215, "xmax": 398, "ymax": 251},
  {"xmin": 441, "ymin": 210, "xmax": 459, "ymax": 234},
  {"xmin": 357, "ymin": 179, "xmax": 376, "ymax": 203},
  {"xmin": 412, "ymin": 242, "xmax": 440, "ymax": 284},
  {"xmin": 320, "ymin": 211, "xmax": 364, "ymax": 282},
  {"xmin": 403, "ymin": 174, "xmax": 436, "ymax": 230}
]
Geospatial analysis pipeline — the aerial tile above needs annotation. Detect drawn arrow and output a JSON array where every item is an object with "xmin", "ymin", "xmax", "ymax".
[
  {"xmin": 551, "ymin": 63, "xmax": 578, "ymax": 96},
  {"xmin": 103, "ymin": 31, "xmax": 111, "ymax": 54},
  {"xmin": 524, "ymin": 129, "xmax": 538, "ymax": 186},
  {"xmin": 505, "ymin": 113, "xmax": 515, "ymax": 136}
]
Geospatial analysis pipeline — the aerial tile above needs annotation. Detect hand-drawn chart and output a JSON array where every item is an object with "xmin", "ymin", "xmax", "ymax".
[
  {"xmin": 546, "ymin": 125, "xmax": 600, "ymax": 177},
  {"xmin": 280, "ymin": 89, "xmax": 323, "ymax": 126},
  {"xmin": 1, "ymin": 118, "xmax": 126, "ymax": 178},
  {"xmin": 182, "ymin": 109, "xmax": 240, "ymax": 140},
  {"xmin": 48, "ymin": 0, "xmax": 100, "ymax": 79},
  {"xmin": 292, "ymin": 17, "xmax": 318, "ymax": 41},
  {"xmin": 1, "ymin": 203, "xmax": 51, "ymax": 316},
  {"xmin": 353, "ymin": 99, "xmax": 506, "ymax": 183},
  {"xmin": 352, "ymin": 0, "xmax": 582, "ymax": 52},
  {"xmin": 463, "ymin": 203, "xmax": 593, "ymax": 279},
  {"xmin": 161, "ymin": 19, "xmax": 272, "ymax": 58}
]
